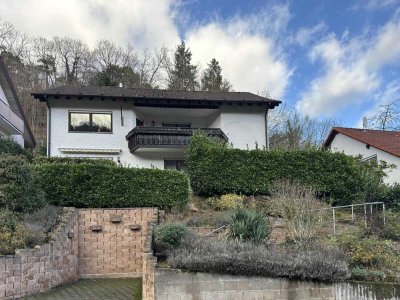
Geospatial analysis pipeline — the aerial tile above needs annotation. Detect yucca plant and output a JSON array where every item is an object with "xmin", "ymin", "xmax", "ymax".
[{"xmin": 227, "ymin": 209, "xmax": 270, "ymax": 243}]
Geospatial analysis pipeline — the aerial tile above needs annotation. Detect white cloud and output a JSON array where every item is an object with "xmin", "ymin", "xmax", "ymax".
[
  {"xmin": 0, "ymin": 0, "xmax": 180, "ymax": 49},
  {"xmin": 294, "ymin": 23, "xmax": 327, "ymax": 46},
  {"xmin": 350, "ymin": 0, "xmax": 398, "ymax": 11},
  {"xmin": 297, "ymin": 17, "xmax": 400, "ymax": 117},
  {"xmin": 0, "ymin": 0, "xmax": 293, "ymax": 97},
  {"xmin": 186, "ymin": 5, "xmax": 292, "ymax": 98}
]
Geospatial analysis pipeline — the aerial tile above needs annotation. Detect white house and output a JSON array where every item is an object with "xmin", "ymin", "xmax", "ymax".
[
  {"xmin": 0, "ymin": 56, "xmax": 35, "ymax": 148},
  {"xmin": 324, "ymin": 127, "xmax": 400, "ymax": 185},
  {"xmin": 32, "ymin": 86, "xmax": 280, "ymax": 170}
]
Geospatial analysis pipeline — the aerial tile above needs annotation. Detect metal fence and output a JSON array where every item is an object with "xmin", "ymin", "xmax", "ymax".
[{"xmin": 320, "ymin": 202, "xmax": 386, "ymax": 234}]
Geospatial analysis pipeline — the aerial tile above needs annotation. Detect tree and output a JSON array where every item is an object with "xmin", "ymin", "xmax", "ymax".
[
  {"xmin": 168, "ymin": 42, "xmax": 198, "ymax": 91},
  {"xmin": 268, "ymin": 104, "xmax": 342, "ymax": 150},
  {"xmin": 368, "ymin": 99, "xmax": 400, "ymax": 131},
  {"xmin": 90, "ymin": 64, "xmax": 140, "ymax": 87},
  {"xmin": 201, "ymin": 58, "xmax": 232, "ymax": 91}
]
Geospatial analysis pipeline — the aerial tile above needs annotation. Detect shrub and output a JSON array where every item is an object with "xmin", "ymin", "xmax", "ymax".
[
  {"xmin": 383, "ymin": 184, "xmax": 400, "ymax": 211},
  {"xmin": 187, "ymin": 133, "xmax": 367, "ymax": 205},
  {"xmin": 0, "ymin": 136, "xmax": 32, "ymax": 160},
  {"xmin": 379, "ymin": 211, "xmax": 400, "ymax": 241},
  {"xmin": 23, "ymin": 206, "xmax": 63, "ymax": 233},
  {"xmin": 32, "ymin": 156, "xmax": 116, "ymax": 166},
  {"xmin": 227, "ymin": 209, "xmax": 270, "ymax": 243},
  {"xmin": 33, "ymin": 162, "xmax": 189, "ymax": 209},
  {"xmin": 325, "ymin": 231, "xmax": 400, "ymax": 270},
  {"xmin": 155, "ymin": 223, "xmax": 189, "ymax": 251},
  {"xmin": 0, "ymin": 209, "xmax": 19, "ymax": 231},
  {"xmin": 168, "ymin": 235, "xmax": 350, "ymax": 281},
  {"xmin": 207, "ymin": 194, "xmax": 244, "ymax": 210},
  {"xmin": 0, "ymin": 155, "xmax": 46, "ymax": 213},
  {"xmin": 268, "ymin": 180, "xmax": 329, "ymax": 245},
  {"xmin": 0, "ymin": 224, "xmax": 27, "ymax": 255}
]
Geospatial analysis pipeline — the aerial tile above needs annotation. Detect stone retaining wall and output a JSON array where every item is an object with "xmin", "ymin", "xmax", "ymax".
[
  {"xmin": 154, "ymin": 269, "xmax": 335, "ymax": 300},
  {"xmin": 0, "ymin": 207, "xmax": 79, "ymax": 299}
]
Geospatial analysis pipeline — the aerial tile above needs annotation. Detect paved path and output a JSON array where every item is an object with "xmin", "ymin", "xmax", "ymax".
[{"xmin": 25, "ymin": 278, "xmax": 142, "ymax": 300}]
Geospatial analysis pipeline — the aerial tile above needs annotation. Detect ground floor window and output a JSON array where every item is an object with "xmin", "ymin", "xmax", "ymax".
[{"xmin": 164, "ymin": 159, "xmax": 187, "ymax": 172}]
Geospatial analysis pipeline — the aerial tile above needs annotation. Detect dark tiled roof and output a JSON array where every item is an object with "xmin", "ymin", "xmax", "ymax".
[
  {"xmin": 31, "ymin": 85, "xmax": 281, "ymax": 107},
  {"xmin": 0, "ymin": 56, "xmax": 36, "ymax": 148},
  {"xmin": 324, "ymin": 127, "xmax": 400, "ymax": 157}
]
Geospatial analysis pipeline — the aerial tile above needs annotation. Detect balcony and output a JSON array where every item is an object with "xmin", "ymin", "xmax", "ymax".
[
  {"xmin": 0, "ymin": 99, "xmax": 24, "ymax": 134},
  {"xmin": 126, "ymin": 127, "xmax": 228, "ymax": 153}
]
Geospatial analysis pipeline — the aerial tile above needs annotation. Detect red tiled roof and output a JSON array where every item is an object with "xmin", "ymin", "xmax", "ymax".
[{"xmin": 324, "ymin": 127, "xmax": 400, "ymax": 157}]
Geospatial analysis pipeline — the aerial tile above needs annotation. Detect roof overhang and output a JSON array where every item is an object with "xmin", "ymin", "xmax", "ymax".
[
  {"xmin": 31, "ymin": 91, "xmax": 281, "ymax": 110},
  {"xmin": 0, "ymin": 56, "xmax": 36, "ymax": 148}
]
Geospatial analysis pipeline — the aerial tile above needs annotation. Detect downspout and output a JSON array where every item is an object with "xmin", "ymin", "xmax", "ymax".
[
  {"xmin": 265, "ymin": 107, "xmax": 269, "ymax": 150},
  {"xmin": 46, "ymin": 99, "xmax": 51, "ymax": 156}
]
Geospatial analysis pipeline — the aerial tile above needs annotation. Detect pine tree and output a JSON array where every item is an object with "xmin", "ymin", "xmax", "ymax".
[
  {"xmin": 168, "ymin": 42, "xmax": 198, "ymax": 91},
  {"xmin": 201, "ymin": 58, "xmax": 232, "ymax": 91}
]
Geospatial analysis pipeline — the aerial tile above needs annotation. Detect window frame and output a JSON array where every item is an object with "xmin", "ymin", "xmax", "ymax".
[
  {"xmin": 68, "ymin": 111, "xmax": 113, "ymax": 133},
  {"xmin": 164, "ymin": 159, "xmax": 187, "ymax": 172}
]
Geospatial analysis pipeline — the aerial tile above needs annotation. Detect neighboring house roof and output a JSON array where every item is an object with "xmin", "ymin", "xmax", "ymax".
[
  {"xmin": 0, "ymin": 56, "xmax": 36, "ymax": 148},
  {"xmin": 31, "ymin": 85, "xmax": 281, "ymax": 108},
  {"xmin": 324, "ymin": 127, "xmax": 400, "ymax": 158}
]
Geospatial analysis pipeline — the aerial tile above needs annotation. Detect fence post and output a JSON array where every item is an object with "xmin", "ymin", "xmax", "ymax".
[
  {"xmin": 333, "ymin": 208, "xmax": 336, "ymax": 234},
  {"xmin": 364, "ymin": 204, "xmax": 367, "ymax": 229},
  {"xmin": 351, "ymin": 205, "xmax": 354, "ymax": 223},
  {"xmin": 383, "ymin": 203, "xmax": 386, "ymax": 227}
]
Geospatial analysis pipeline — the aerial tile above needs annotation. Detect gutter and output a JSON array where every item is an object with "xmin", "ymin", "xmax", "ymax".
[
  {"xmin": 265, "ymin": 108, "xmax": 269, "ymax": 150},
  {"xmin": 46, "ymin": 100, "xmax": 51, "ymax": 156}
]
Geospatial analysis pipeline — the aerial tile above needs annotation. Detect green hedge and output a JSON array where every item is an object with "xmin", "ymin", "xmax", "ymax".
[
  {"xmin": 33, "ymin": 156, "xmax": 116, "ymax": 166},
  {"xmin": 0, "ymin": 136, "xmax": 32, "ymax": 160},
  {"xmin": 0, "ymin": 155, "xmax": 46, "ymax": 213},
  {"xmin": 187, "ymin": 134, "xmax": 366, "ymax": 205},
  {"xmin": 33, "ymin": 163, "xmax": 189, "ymax": 209}
]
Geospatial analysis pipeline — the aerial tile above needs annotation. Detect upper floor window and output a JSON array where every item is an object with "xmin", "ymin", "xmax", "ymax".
[{"xmin": 69, "ymin": 112, "xmax": 112, "ymax": 133}]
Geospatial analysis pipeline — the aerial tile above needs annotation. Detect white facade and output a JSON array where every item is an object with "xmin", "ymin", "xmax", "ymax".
[
  {"xmin": 47, "ymin": 97, "xmax": 267, "ymax": 169},
  {"xmin": 0, "ymin": 81, "xmax": 25, "ymax": 146},
  {"xmin": 330, "ymin": 133, "xmax": 400, "ymax": 185}
]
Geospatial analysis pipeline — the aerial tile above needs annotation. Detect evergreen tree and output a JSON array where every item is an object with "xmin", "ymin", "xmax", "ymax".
[
  {"xmin": 201, "ymin": 58, "xmax": 232, "ymax": 91},
  {"xmin": 168, "ymin": 42, "xmax": 198, "ymax": 91}
]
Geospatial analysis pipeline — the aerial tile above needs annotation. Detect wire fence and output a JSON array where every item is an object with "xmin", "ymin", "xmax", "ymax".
[{"xmin": 319, "ymin": 202, "xmax": 386, "ymax": 234}]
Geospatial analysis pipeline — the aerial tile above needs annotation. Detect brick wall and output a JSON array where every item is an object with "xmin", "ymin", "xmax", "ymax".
[
  {"xmin": 0, "ymin": 207, "xmax": 79, "ymax": 299},
  {"xmin": 78, "ymin": 208, "xmax": 159, "ymax": 278}
]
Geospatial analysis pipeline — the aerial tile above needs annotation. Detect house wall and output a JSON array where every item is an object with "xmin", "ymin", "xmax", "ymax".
[
  {"xmin": 47, "ymin": 97, "xmax": 267, "ymax": 167},
  {"xmin": 330, "ymin": 133, "xmax": 400, "ymax": 184},
  {"xmin": 220, "ymin": 105, "xmax": 266, "ymax": 150}
]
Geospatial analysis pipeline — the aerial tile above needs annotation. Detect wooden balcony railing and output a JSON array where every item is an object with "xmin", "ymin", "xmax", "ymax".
[{"xmin": 126, "ymin": 127, "xmax": 228, "ymax": 152}]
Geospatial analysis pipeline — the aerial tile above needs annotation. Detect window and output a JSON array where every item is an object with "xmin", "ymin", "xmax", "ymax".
[
  {"xmin": 164, "ymin": 159, "xmax": 187, "ymax": 172},
  {"xmin": 162, "ymin": 122, "xmax": 191, "ymax": 128},
  {"xmin": 69, "ymin": 112, "xmax": 112, "ymax": 133}
]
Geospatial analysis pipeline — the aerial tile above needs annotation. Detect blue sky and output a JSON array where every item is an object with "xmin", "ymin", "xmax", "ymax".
[{"xmin": 1, "ymin": 0, "xmax": 400, "ymax": 126}]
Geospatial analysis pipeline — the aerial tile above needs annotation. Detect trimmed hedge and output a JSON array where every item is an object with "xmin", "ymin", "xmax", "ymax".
[
  {"xmin": 187, "ymin": 133, "xmax": 366, "ymax": 205},
  {"xmin": 33, "ymin": 156, "xmax": 116, "ymax": 166},
  {"xmin": 0, "ymin": 136, "xmax": 32, "ymax": 160},
  {"xmin": 33, "ymin": 162, "xmax": 189, "ymax": 209},
  {"xmin": 0, "ymin": 155, "xmax": 46, "ymax": 213}
]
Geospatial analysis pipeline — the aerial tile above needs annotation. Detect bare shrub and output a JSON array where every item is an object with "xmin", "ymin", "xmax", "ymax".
[
  {"xmin": 268, "ymin": 180, "xmax": 329, "ymax": 245},
  {"xmin": 23, "ymin": 205, "xmax": 62, "ymax": 233},
  {"xmin": 168, "ymin": 234, "xmax": 350, "ymax": 281}
]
